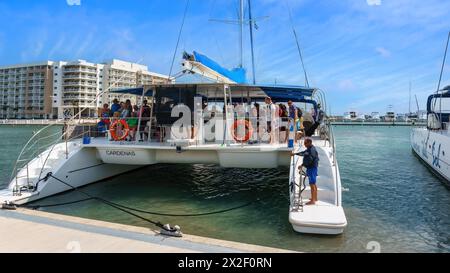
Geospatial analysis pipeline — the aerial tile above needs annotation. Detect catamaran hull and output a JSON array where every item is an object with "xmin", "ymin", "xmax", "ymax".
[
  {"xmin": 288, "ymin": 143, "xmax": 347, "ymax": 235},
  {"xmin": 2, "ymin": 139, "xmax": 293, "ymax": 205},
  {"xmin": 1, "ymin": 143, "xmax": 142, "ymax": 205},
  {"xmin": 291, "ymin": 225, "xmax": 346, "ymax": 235},
  {"xmin": 411, "ymin": 128, "xmax": 450, "ymax": 186}
]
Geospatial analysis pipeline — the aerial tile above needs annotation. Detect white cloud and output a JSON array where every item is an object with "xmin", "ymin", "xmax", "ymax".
[
  {"xmin": 338, "ymin": 79, "xmax": 356, "ymax": 90},
  {"xmin": 366, "ymin": 0, "xmax": 382, "ymax": 6},
  {"xmin": 66, "ymin": 0, "xmax": 81, "ymax": 6},
  {"xmin": 375, "ymin": 47, "xmax": 391, "ymax": 58}
]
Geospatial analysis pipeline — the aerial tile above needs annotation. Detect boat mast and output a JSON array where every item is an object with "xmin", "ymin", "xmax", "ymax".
[
  {"xmin": 239, "ymin": 0, "xmax": 244, "ymax": 68},
  {"xmin": 248, "ymin": 0, "xmax": 256, "ymax": 84},
  {"xmin": 409, "ymin": 81, "xmax": 412, "ymax": 115},
  {"xmin": 415, "ymin": 95, "xmax": 420, "ymax": 114}
]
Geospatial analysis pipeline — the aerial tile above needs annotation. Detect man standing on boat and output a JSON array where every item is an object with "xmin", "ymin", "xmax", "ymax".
[
  {"xmin": 292, "ymin": 138, "xmax": 319, "ymax": 205},
  {"xmin": 265, "ymin": 96, "xmax": 278, "ymax": 143}
]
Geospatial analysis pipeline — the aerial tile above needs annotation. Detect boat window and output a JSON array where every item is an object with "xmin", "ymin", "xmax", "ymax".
[
  {"xmin": 430, "ymin": 97, "xmax": 450, "ymax": 113},
  {"xmin": 154, "ymin": 86, "xmax": 196, "ymax": 125}
]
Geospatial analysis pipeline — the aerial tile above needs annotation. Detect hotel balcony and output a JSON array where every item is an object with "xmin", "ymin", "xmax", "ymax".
[
  {"xmin": 63, "ymin": 67, "xmax": 97, "ymax": 74},
  {"xmin": 63, "ymin": 90, "xmax": 97, "ymax": 96},
  {"xmin": 63, "ymin": 74, "xmax": 98, "ymax": 81},
  {"xmin": 63, "ymin": 81, "xmax": 97, "ymax": 87}
]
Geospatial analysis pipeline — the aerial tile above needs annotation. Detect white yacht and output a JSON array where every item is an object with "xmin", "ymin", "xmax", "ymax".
[
  {"xmin": 411, "ymin": 85, "xmax": 450, "ymax": 186},
  {"xmin": 343, "ymin": 111, "xmax": 365, "ymax": 122},
  {"xmin": 406, "ymin": 113, "xmax": 419, "ymax": 123},
  {"xmin": 396, "ymin": 114, "xmax": 407, "ymax": 122},
  {"xmin": 411, "ymin": 33, "xmax": 450, "ymax": 186},
  {"xmin": 384, "ymin": 111, "xmax": 396, "ymax": 123},
  {"xmin": 369, "ymin": 112, "xmax": 381, "ymax": 122},
  {"xmin": 0, "ymin": 0, "xmax": 347, "ymax": 235}
]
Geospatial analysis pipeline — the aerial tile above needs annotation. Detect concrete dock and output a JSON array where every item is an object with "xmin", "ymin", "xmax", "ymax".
[{"xmin": 0, "ymin": 208, "xmax": 292, "ymax": 253}]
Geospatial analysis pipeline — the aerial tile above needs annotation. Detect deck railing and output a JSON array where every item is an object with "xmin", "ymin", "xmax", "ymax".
[{"xmin": 9, "ymin": 60, "xmax": 144, "ymax": 194}]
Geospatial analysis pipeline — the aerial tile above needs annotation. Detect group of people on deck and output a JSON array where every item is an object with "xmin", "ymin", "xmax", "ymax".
[
  {"xmin": 96, "ymin": 96, "xmax": 322, "ymax": 204},
  {"xmin": 98, "ymin": 95, "xmax": 325, "ymax": 143},
  {"xmin": 262, "ymin": 96, "xmax": 321, "ymax": 205},
  {"xmin": 97, "ymin": 98, "xmax": 151, "ymax": 141},
  {"xmin": 253, "ymin": 96, "xmax": 325, "ymax": 144}
]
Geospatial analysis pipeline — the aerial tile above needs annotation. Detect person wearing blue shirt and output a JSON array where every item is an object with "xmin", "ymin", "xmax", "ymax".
[
  {"xmin": 292, "ymin": 138, "xmax": 319, "ymax": 205},
  {"xmin": 110, "ymin": 98, "xmax": 121, "ymax": 115}
]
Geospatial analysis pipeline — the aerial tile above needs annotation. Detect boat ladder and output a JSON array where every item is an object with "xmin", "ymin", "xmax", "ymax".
[{"xmin": 290, "ymin": 155, "xmax": 307, "ymax": 212}]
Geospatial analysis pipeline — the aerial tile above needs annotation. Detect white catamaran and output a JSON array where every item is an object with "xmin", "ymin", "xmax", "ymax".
[
  {"xmin": 411, "ymin": 32, "xmax": 450, "ymax": 187},
  {"xmin": 1, "ymin": 0, "xmax": 347, "ymax": 235}
]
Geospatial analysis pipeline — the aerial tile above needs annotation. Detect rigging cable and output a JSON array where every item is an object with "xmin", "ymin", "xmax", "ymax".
[
  {"xmin": 427, "ymin": 31, "xmax": 450, "ymax": 145},
  {"xmin": 437, "ymin": 32, "xmax": 450, "ymax": 123},
  {"xmin": 24, "ymin": 198, "xmax": 94, "ymax": 209},
  {"xmin": 285, "ymin": 0, "xmax": 309, "ymax": 87},
  {"xmin": 168, "ymin": 0, "xmax": 191, "ymax": 79}
]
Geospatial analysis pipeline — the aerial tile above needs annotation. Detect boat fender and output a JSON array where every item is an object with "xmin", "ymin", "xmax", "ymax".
[
  {"xmin": 2, "ymin": 201, "xmax": 17, "ymax": 210},
  {"xmin": 160, "ymin": 224, "xmax": 183, "ymax": 237}
]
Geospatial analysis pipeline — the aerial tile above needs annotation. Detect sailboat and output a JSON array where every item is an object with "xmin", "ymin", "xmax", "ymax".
[{"xmin": 407, "ymin": 82, "xmax": 419, "ymax": 123}]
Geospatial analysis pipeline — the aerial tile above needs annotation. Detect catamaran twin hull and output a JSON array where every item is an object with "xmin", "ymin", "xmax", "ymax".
[
  {"xmin": 1, "ymin": 139, "xmax": 291, "ymax": 205},
  {"xmin": 1, "ymin": 134, "xmax": 347, "ymax": 235}
]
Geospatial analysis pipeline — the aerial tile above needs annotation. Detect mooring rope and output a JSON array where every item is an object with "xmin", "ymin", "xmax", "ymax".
[
  {"xmin": 25, "ymin": 173, "xmax": 257, "ymax": 219},
  {"xmin": 33, "ymin": 173, "xmax": 168, "ymax": 231}
]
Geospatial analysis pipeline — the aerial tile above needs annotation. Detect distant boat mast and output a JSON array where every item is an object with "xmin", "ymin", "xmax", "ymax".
[{"xmin": 409, "ymin": 81, "xmax": 412, "ymax": 114}]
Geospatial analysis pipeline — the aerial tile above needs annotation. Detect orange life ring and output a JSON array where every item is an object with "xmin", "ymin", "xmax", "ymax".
[
  {"xmin": 232, "ymin": 119, "xmax": 253, "ymax": 143},
  {"xmin": 110, "ymin": 119, "xmax": 130, "ymax": 141}
]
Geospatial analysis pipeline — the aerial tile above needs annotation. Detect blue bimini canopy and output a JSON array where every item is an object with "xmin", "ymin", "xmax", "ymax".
[
  {"xmin": 257, "ymin": 84, "xmax": 315, "ymax": 101},
  {"xmin": 110, "ymin": 88, "xmax": 153, "ymax": 97},
  {"xmin": 192, "ymin": 51, "xmax": 247, "ymax": 84}
]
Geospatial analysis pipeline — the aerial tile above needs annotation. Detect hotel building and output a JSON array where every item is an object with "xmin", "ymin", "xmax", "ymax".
[{"xmin": 0, "ymin": 59, "xmax": 171, "ymax": 119}]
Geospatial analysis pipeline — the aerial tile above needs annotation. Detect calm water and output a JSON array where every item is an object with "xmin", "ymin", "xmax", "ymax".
[{"xmin": 0, "ymin": 125, "xmax": 449, "ymax": 253}]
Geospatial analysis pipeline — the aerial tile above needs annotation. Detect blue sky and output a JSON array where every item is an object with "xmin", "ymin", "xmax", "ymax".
[{"xmin": 0, "ymin": 0, "xmax": 449, "ymax": 115}]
